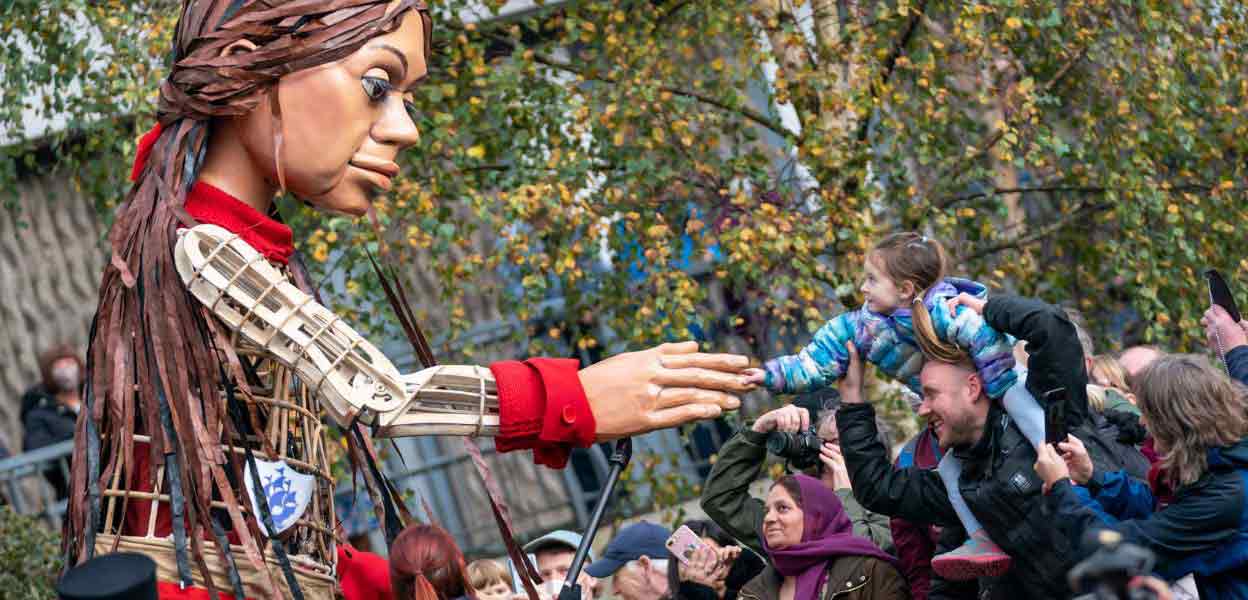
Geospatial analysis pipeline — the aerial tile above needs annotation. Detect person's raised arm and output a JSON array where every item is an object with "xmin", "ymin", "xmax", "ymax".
[
  {"xmin": 1047, "ymin": 435, "xmax": 1155, "ymax": 520},
  {"xmin": 1202, "ymin": 304, "xmax": 1248, "ymax": 386},
  {"xmin": 834, "ymin": 343, "xmax": 958, "ymax": 526},
  {"xmin": 700, "ymin": 404, "xmax": 809, "ymax": 556},
  {"xmin": 746, "ymin": 311, "xmax": 861, "ymax": 394},
  {"xmin": 953, "ymin": 294, "xmax": 1090, "ymax": 425},
  {"xmin": 175, "ymin": 224, "xmax": 754, "ymax": 468},
  {"xmin": 1041, "ymin": 474, "xmax": 1242, "ymax": 581}
]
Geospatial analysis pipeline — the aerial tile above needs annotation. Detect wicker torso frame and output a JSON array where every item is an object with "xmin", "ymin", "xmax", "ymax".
[
  {"xmin": 89, "ymin": 224, "xmax": 509, "ymax": 598},
  {"xmin": 96, "ymin": 282, "xmax": 338, "ymax": 598}
]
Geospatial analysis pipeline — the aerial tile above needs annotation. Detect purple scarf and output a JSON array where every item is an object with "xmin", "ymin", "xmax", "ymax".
[{"xmin": 762, "ymin": 475, "xmax": 896, "ymax": 600}]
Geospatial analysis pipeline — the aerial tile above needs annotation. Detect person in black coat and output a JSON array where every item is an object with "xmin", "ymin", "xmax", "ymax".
[
  {"xmin": 20, "ymin": 345, "xmax": 84, "ymax": 498},
  {"xmin": 835, "ymin": 295, "xmax": 1146, "ymax": 600}
]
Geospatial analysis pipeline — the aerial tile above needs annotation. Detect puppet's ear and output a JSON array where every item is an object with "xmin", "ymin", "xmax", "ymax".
[{"xmin": 220, "ymin": 38, "xmax": 258, "ymax": 58}]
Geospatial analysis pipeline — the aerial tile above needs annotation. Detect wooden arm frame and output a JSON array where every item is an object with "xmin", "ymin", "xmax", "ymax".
[{"xmin": 174, "ymin": 224, "xmax": 499, "ymax": 436}]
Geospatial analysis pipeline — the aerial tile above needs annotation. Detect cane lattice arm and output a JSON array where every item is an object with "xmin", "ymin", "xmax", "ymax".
[{"xmin": 174, "ymin": 224, "xmax": 498, "ymax": 435}]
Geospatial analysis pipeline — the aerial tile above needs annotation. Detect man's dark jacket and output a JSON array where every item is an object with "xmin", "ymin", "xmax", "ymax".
[{"xmin": 837, "ymin": 295, "xmax": 1144, "ymax": 599}]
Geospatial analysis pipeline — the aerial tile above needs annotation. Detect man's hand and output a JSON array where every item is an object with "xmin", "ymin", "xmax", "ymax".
[
  {"xmin": 752, "ymin": 404, "xmax": 810, "ymax": 433},
  {"xmin": 1201, "ymin": 304, "xmax": 1248, "ymax": 354},
  {"xmin": 820, "ymin": 442, "xmax": 852, "ymax": 490},
  {"xmin": 837, "ymin": 342, "xmax": 866, "ymax": 404},
  {"xmin": 1128, "ymin": 576, "xmax": 1173, "ymax": 600},
  {"xmin": 1057, "ymin": 434, "xmax": 1094, "ymax": 485},
  {"xmin": 1034, "ymin": 443, "xmax": 1071, "ymax": 494},
  {"xmin": 946, "ymin": 292, "xmax": 987, "ymax": 315},
  {"xmin": 580, "ymin": 341, "xmax": 753, "ymax": 440}
]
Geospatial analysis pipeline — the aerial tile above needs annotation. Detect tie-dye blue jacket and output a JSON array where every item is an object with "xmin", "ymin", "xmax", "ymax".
[{"xmin": 762, "ymin": 277, "xmax": 1017, "ymax": 398}]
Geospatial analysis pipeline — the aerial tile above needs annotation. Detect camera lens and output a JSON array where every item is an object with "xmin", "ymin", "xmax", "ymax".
[{"xmin": 766, "ymin": 431, "xmax": 793, "ymax": 456}]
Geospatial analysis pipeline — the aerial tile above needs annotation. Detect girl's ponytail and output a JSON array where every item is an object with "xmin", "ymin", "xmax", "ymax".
[{"xmin": 911, "ymin": 293, "xmax": 968, "ymax": 363}]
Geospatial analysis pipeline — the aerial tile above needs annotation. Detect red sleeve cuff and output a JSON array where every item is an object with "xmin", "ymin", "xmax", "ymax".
[
  {"xmin": 527, "ymin": 357, "xmax": 596, "ymax": 449},
  {"xmin": 491, "ymin": 360, "xmax": 544, "ymax": 453},
  {"xmin": 490, "ymin": 358, "xmax": 593, "ymax": 469}
]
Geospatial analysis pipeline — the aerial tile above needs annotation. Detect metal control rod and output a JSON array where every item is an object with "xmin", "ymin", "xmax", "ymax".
[{"xmin": 558, "ymin": 438, "xmax": 633, "ymax": 600}]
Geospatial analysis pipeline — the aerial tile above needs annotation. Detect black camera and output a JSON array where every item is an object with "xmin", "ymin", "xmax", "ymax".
[
  {"xmin": 766, "ymin": 427, "xmax": 822, "ymax": 470},
  {"xmin": 1067, "ymin": 530, "xmax": 1158, "ymax": 600}
]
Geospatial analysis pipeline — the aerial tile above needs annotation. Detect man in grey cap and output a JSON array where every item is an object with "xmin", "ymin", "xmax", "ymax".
[
  {"xmin": 524, "ymin": 529, "xmax": 601, "ymax": 599},
  {"xmin": 584, "ymin": 522, "xmax": 671, "ymax": 600}
]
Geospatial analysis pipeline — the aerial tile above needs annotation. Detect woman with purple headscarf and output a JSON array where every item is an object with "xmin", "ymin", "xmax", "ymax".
[{"xmin": 737, "ymin": 475, "xmax": 908, "ymax": 600}]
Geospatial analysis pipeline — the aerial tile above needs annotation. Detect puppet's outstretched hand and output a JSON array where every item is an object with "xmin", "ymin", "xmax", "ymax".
[{"xmin": 581, "ymin": 341, "xmax": 753, "ymax": 440}]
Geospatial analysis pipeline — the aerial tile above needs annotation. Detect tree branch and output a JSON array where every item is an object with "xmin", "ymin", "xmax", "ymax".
[
  {"xmin": 855, "ymin": 0, "xmax": 928, "ymax": 143},
  {"xmin": 938, "ymin": 181, "xmax": 1217, "ymax": 211},
  {"xmin": 958, "ymin": 201, "xmax": 1108, "ymax": 263},
  {"xmin": 937, "ymin": 185, "xmax": 1106, "ymax": 210},
  {"xmin": 469, "ymin": 28, "xmax": 793, "ymax": 140},
  {"xmin": 931, "ymin": 46, "xmax": 1087, "ymax": 188}
]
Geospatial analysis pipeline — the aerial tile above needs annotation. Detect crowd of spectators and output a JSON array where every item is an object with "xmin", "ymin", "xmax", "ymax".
[{"xmin": 34, "ymin": 261, "xmax": 1248, "ymax": 600}]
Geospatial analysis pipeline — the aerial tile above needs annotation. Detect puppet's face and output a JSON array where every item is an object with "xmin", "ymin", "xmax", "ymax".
[{"xmin": 236, "ymin": 9, "xmax": 427, "ymax": 216}]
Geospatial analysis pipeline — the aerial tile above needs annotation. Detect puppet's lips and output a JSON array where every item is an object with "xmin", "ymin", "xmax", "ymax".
[{"xmin": 349, "ymin": 156, "xmax": 400, "ymax": 178}]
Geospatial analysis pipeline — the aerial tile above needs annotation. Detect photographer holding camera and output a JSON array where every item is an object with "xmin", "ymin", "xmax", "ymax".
[{"xmin": 701, "ymin": 404, "xmax": 894, "ymax": 558}]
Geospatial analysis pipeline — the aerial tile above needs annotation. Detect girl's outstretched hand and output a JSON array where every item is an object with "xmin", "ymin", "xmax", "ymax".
[{"xmin": 743, "ymin": 367, "xmax": 767, "ymax": 386}]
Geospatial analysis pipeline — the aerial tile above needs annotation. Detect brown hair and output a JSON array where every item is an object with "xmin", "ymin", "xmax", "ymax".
[
  {"xmin": 1135, "ymin": 354, "xmax": 1248, "ymax": 487},
  {"xmin": 466, "ymin": 559, "xmax": 511, "ymax": 594},
  {"xmin": 67, "ymin": 0, "xmax": 430, "ymax": 569},
  {"xmin": 38, "ymin": 344, "xmax": 84, "ymax": 393},
  {"xmin": 869, "ymin": 232, "xmax": 966, "ymax": 363},
  {"xmin": 391, "ymin": 525, "xmax": 470, "ymax": 600},
  {"xmin": 770, "ymin": 475, "xmax": 804, "ymax": 509}
]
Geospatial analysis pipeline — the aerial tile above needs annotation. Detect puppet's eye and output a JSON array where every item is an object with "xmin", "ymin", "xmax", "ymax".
[{"xmin": 362, "ymin": 76, "xmax": 393, "ymax": 102}]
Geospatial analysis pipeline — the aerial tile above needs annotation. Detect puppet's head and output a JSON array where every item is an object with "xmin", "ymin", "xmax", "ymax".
[{"xmin": 137, "ymin": 0, "xmax": 430, "ymax": 216}]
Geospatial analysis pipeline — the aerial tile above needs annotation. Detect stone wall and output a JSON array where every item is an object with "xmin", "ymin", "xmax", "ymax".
[{"xmin": 0, "ymin": 175, "xmax": 107, "ymax": 454}]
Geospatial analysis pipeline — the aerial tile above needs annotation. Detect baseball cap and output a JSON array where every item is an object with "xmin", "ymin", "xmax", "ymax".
[
  {"xmin": 584, "ymin": 521, "xmax": 671, "ymax": 578},
  {"xmin": 524, "ymin": 529, "xmax": 595, "ymax": 563}
]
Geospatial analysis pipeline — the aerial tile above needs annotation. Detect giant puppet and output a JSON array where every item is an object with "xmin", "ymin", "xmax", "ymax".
[{"xmin": 66, "ymin": 1, "xmax": 753, "ymax": 598}]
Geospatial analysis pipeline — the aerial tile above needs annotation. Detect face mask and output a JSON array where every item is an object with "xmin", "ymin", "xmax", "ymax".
[
  {"xmin": 540, "ymin": 579, "xmax": 565, "ymax": 600},
  {"xmin": 50, "ymin": 362, "xmax": 81, "ymax": 394}
]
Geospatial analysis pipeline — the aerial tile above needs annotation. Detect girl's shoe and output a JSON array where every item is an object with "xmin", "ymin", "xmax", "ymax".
[{"xmin": 930, "ymin": 529, "xmax": 1013, "ymax": 581}]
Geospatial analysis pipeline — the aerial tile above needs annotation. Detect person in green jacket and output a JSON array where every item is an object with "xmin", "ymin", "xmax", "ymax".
[{"xmin": 701, "ymin": 404, "xmax": 894, "ymax": 557}]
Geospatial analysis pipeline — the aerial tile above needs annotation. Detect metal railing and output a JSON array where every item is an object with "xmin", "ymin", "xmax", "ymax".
[{"xmin": 0, "ymin": 439, "xmax": 72, "ymax": 529}]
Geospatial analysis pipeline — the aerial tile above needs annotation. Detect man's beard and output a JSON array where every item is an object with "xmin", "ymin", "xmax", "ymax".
[{"xmin": 942, "ymin": 413, "xmax": 980, "ymax": 449}]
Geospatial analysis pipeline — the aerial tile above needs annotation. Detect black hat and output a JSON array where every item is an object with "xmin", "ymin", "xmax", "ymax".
[{"xmin": 57, "ymin": 552, "xmax": 158, "ymax": 600}]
